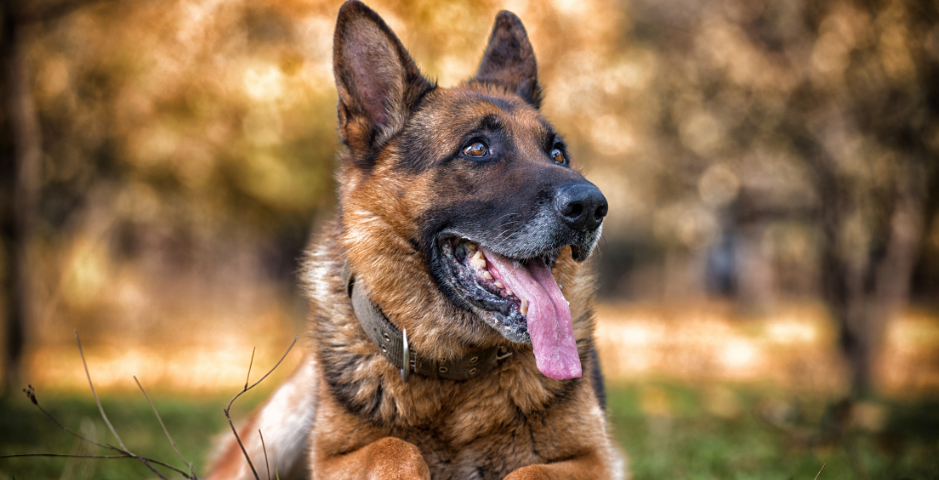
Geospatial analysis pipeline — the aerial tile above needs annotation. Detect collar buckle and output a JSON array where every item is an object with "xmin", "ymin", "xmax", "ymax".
[
  {"xmin": 496, "ymin": 346, "xmax": 513, "ymax": 361},
  {"xmin": 401, "ymin": 328, "xmax": 410, "ymax": 382}
]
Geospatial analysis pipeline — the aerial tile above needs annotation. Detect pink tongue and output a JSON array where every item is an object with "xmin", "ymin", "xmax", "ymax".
[{"xmin": 479, "ymin": 247, "xmax": 581, "ymax": 380}]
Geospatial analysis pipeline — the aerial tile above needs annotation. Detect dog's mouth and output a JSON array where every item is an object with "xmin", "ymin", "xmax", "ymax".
[{"xmin": 438, "ymin": 236, "xmax": 581, "ymax": 380}]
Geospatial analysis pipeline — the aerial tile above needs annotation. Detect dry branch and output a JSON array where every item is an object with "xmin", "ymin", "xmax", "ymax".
[
  {"xmin": 74, "ymin": 330, "xmax": 128, "ymax": 451},
  {"xmin": 224, "ymin": 336, "xmax": 299, "ymax": 480}
]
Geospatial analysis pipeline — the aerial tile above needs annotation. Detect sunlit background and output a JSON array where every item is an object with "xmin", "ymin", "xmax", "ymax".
[{"xmin": 1, "ymin": 0, "xmax": 938, "ymax": 478}]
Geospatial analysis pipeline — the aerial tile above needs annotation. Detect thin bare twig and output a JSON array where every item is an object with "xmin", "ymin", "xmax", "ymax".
[
  {"xmin": 240, "ymin": 337, "xmax": 298, "ymax": 398},
  {"xmin": 224, "ymin": 336, "xmax": 299, "ymax": 480},
  {"xmin": 814, "ymin": 462, "xmax": 827, "ymax": 480},
  {"xmin": 23, "ymin": 385, "xmax": 114, "ymax": 452},
  {"xmin": 245, "ymin": 347, "xmax": 256, "ymax": 389},
  {"xmin": 74, "ymin": 330, "xmax": 169, "ymax": 480},
  {"xmin": 259, "ymin": 430, "xmax": 270, "ymax": 480},
  {"xmin": 74, "ymin": 330, "xmax": 126, "ymax": 450},
  {"xmin": 22, "ymin": 385, "xmax": 94, "ymax": 444},
  {"xmin": 134, "ymin": 375, "xmax": 198, "ymax": 480}
]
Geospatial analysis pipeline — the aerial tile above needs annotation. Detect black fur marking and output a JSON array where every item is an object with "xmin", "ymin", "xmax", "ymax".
[
  {"xmin": 319, "ymin": 339, "xmax": 388, "ymax": 423},
  {"xmin": 321, "ymin": 353, "xmax": 370, "ymax": 415},
  {"xmin": 478, "ymin": 113, "xmax": 505, "ymax": 135},
  {"xmin": 351, "ymin": 150, "xmax": 381, "ymax": 171},
  {"xmin": 485, "ymin": 95, "xmax": 518, "ymax": 112},
  {"xmin": 369, "ymin": 380, "xmax": 384, "ymax": 418},
  {"xmin": 543, "ymin": 373, "xmax": 582, "ymax": 412},
  {"xmin": 588, "ymin": 345, "xmax": 607, "ymax": 410}
]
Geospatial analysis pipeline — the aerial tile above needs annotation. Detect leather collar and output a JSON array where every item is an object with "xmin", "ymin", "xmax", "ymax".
[{"xmin": 342, "ymin": 261, "xmax": 512, "ymax": 381}]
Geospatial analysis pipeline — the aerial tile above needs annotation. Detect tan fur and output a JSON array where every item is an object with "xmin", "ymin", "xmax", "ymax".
[{"xmin": 207, "ymin": 2, "xmax": 625, "ymax": 479}]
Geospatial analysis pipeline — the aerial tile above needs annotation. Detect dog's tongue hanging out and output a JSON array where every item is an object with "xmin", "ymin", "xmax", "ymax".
[{"xmin": 479, "ymin": 247, "xmax": 582, "ymax": 380}]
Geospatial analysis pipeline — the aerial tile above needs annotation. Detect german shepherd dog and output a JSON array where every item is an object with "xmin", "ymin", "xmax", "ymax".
[{"xmin": 208, "ymin": 1, "xmax": 625, "ymax": 479}]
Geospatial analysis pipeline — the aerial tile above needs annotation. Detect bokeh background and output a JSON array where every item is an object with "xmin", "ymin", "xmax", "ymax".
[{"xmin": 1, "ymin": 0, "xmax": 938, "ymax": 478}]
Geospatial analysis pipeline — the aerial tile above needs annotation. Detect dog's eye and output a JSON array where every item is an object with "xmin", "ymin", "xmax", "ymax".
[
  {"xmin": 551, "ymin": 148, "xmax": 566, "ymax": 165},
  {"xmin": 463, "ymin": 141, "xmax": 489, "ymax": 157}
]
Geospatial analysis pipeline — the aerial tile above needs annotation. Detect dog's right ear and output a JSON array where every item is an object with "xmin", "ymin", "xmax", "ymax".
[{"xmin": 333, "ymin": 1, "xmax": 434, "ymax": 156}]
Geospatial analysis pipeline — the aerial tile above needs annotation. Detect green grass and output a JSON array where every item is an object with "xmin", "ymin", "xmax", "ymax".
[
  {"xmin": 0, "ymin": 388, "xmax": 268, "ymax": 480},
  {"xmin": 606, "ymin": 383, "xmax": 939, "ymax": 480},
  {"xmin": 1, "ymin": 384, "xmax": 937, "ymax": 479}
]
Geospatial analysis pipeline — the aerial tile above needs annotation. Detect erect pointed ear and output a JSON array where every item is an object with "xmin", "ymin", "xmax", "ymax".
[
  {"xmin": 333, "ymin": 1, "xmax": 434, "ymax": 154},
  {"xmin": 472, "ymin": 11, "xmax": 542, "ymax": 109}
]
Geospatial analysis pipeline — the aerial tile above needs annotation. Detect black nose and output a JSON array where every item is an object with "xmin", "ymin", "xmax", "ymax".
[{"xmin": 555, "ymin": 183, "xmax": 608, "ymax": 231}]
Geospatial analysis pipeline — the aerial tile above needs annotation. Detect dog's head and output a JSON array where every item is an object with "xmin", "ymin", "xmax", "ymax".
[{"xmin": 332, "ymin": 1, "xmax": 606, "ymax": 380}]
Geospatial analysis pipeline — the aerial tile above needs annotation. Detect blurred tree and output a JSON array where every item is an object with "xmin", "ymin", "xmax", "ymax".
[
  {"xmin": 753, "ymin": 0, "xmax": 937, "ymax": 396},
  {"xmin": 615, "ymin": 0, "xmax": 939, "ymax": 396}
]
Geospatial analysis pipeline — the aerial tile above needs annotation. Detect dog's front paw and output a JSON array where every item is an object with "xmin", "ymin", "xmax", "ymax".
[
  {"xmin": 365, "ymin": 437, "xmax": 431, "ymax": 480},
  {"xmin": 504, "ymin": 464, "xmax": 551, "ymax": 480}
]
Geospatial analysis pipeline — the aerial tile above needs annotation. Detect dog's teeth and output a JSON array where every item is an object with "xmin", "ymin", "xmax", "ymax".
[
  {"xmin": 520, "ymin": 299, "xmax": 529, "ymax": 316},
  {"xmin": 494, "ymin": 281, "xmax": 503, "ymax": 289},
  {"xmin": 506, "ymin": 289, "xmax": 513, "ymax": 296},
  {"xmin": 482, "ymin": 271, "xmax": 493, "ymax": 280},
  {"xmin": 471, "ymin": 250, "xmax": 486, "ymax": 268},
  {"xmin": 466, "ymin": 242, "xmax": 477, "ymax": 252}
]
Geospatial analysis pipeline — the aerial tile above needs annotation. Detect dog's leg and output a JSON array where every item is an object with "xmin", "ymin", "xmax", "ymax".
[
  {"xmin": 314, "ymin": 437, "xmax": 430, "ymax": 480},
  {"xmin": 207, "ymin": 355, "xmax": 318, "ymax": 480},
  {"xmin": 503, "ymin": 449, "xmax": 624, "ymax": 480}
]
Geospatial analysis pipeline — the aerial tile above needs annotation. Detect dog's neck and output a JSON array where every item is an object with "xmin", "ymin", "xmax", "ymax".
[{"xmin": 342, "ymin": 261, "xmax": 513, "ymax": 381}]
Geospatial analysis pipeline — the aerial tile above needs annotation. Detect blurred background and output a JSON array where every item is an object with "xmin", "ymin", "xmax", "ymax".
[{"xmin": 1, "ymin": 0, "xmax": 938, "ymax": 478}]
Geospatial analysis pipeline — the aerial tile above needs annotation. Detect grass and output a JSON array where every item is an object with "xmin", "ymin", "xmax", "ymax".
[
  {"xmin": 605, "ymin": 383, "xmax": 939, "ymax": 480},
  {"xmin": 1, "ymin": 384, "xmax": 937, "ymax": 479}
]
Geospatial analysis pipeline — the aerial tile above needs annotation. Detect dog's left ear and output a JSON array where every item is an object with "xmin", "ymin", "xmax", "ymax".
[{"xmin": 472, "ymin": 11, "xmax": 542, "ymax": 109}]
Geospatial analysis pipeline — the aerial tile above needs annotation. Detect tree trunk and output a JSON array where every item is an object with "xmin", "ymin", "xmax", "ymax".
[
  {"xmin": 1, "ymin": 6, "xmax": 42, "ymax": 393},
  {"xmin": 819, "ymin": 160, "xmax": 926, "ymax": 397},
  {"xmin": 863, "ymin": 161, "xmax": 927, "ymax": 392}
]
